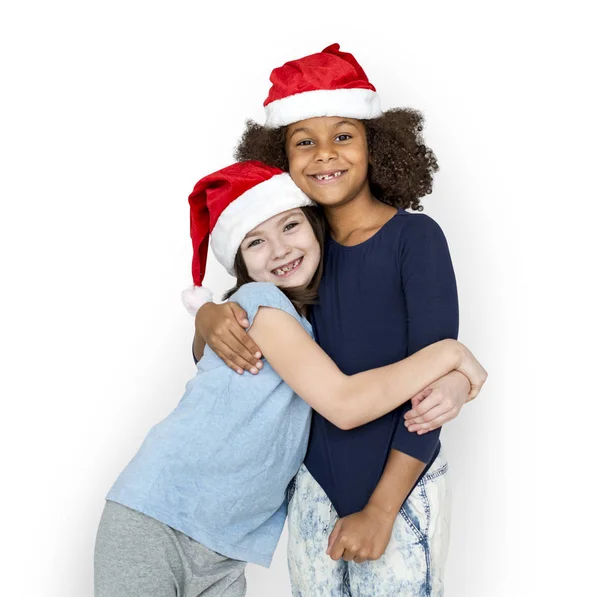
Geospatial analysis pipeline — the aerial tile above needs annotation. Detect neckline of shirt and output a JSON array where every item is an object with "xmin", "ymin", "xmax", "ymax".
[{"xmin": 328, "ymin": 209, "xmax": 402, "ymax": 250}]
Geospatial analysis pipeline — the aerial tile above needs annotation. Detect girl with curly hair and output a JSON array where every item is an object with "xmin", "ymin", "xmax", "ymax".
[{"xmin": 193, "ymin": 44, "xmax": 483, "ymax": 596}]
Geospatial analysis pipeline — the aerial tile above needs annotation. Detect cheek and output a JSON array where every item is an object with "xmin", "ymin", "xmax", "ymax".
[
  {"xmin": 287, "ymin": 152, "xmax": 308, "ymax": 184},
  {"xmin": 291, "ymin": 173, "xmax": 312, "ymax": 199},
  {"xmin": 243, "ymin": 254, "xmax": 267, "ymax": 280},
  {"xmin": 301, "ymin": 237, "xmax": 321, "ymax": 267},
  {"xmin": 349, "ymin": 144, "xmax": 369, "ymax": 166}
]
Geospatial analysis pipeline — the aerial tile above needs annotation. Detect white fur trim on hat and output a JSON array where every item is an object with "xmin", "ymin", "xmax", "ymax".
[
  {"xmin": 181, "ymin": 285, "xmax": 214, "ymax": 316},
  {"xmin": 210, "ymin": 173, "xmax": 314, "ymax": 274},
  {"xmin": 264, "ymin": 88, "xmax": 383, "ymax": 128}
]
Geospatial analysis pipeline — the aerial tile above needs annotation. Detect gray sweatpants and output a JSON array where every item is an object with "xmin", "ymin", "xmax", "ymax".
[{"xmin": 94, "ymin": 501, "xmax": 247, "ymax": 597}]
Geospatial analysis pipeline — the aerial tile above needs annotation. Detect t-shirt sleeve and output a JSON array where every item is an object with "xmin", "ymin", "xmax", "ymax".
[
  {"xmin": 391, "ymin": 214, "xmax": 460, "ymax": 462},
  {"xmin": 229, "ymin": 282, "xmax": 305, "ymax": 330}
]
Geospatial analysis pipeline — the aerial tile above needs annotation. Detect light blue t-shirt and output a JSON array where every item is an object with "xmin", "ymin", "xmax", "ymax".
[{"xmin": 106, "ymin": 282, "xmax": 313, "ymax": 567}]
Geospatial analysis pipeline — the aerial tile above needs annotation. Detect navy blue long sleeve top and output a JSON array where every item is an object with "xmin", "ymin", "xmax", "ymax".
[{"xmin": 304, "ymin": 209, "xmax": 459, "ymax": 517}]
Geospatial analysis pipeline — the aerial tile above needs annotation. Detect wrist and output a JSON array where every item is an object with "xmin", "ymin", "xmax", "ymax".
[
  {"xmin": 454, "ymin": 369, "xmax": 471, "ymax": 391},
  {"xmin": 457, "ymin": 340, "xmax": 469, "ymax": 367},
  {"xmin": 442, "ymin": 339, "xmax": 463, "ymax": 373},
  {"xmin": 364, "ymin": 499, "xmax": 399, "ymax": 524},
  {"xmin": 455, "ymin": 343, "xmax": 477, "ymax": 395}
]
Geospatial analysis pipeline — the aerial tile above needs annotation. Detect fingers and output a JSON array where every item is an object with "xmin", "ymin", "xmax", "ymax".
[
  {"xmin": 209, "ymin": 323, "xmax": 263, "ymax": 375},
  {"xmin": 229, "ymin": 302, "xmax": 250, "ymax": 328},
  {"xmin": 414, "ymin": 412, "xmax": 454, "ymax": 434},
  {"xmin": 404, "ymin": 389, "xmax": 441, "ymax": 422},
  {"xmin": 226, "ymin": 331, "xmax": 263, "ymax": 371},
  {"xmin": 468, "ymin": 386, "xmax": 481, "ymax": 401},
  {"xmin": 461, "ymin": 359, "xmax": 487, "ymax": 398},
  {"xmin": 203, "ymin": 303, "xmax": 261, "ymax": 376},
  {"xmin": 410, "ymin": 396, "xmax": 421, "ymax": 410},
  {"xmin": 230, "ymin": 326, "xmax": 262, "ymax": 361},
  {"xmin": 328, "ymin": 536, "xmax": 375, "ymax": 563},
  {"xmin": 467, "ymin": 376, "xmax": 485, "ymax": 401},
  {"xmin": 218, "ymin": 355, "xmax": 245, "ymax": 376},
  {"xmin": 216, "ymin": 339, "xmax": 262, "ymax": 375},
  {"xmin": 468, "ymin": 369, "xmax": 488, "ymax": 401},
  {"xmin": 332, "ymin": 539, "xmax": 365, "ymax": 563},
  {"xmin": 326, "ymin": 520, "xmax": 342, "ymax": 555},
  {"xmin": 406, "ymin": 404, "xmax": 452, "ymax": 433},
  {"xmin": 352, "ymin": 549, "xmax": 370, "ymax": 564},
  {"xmin": 226, "ymin": 303, "xmax": 263, "ymax": 367},
  {"xmin": 327, "ymin": 534, "xmax": 347, "ymax": 561},
  {"xmin": 409, "ymin": 388, "xmax": 431, "ymax": 411},
  {"xmin": 327, "ymin": 520, "xmax": 359, "ymax": 561},
  {"xmin": 343, "ymin": 547, "xmax": 375, "ymax": 563},
  {"xmin": 405, "ymin": 401, "xmax": 446, "ymax": 427},
  {"xmin": 405, "ymin": 383, "xmax": 466, "ymax": 433}
]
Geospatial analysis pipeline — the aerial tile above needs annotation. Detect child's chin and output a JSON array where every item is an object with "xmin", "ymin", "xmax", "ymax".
[
  {"xmin": 273, "ymin": 278, "xmax": 294, "ymax": 288},
  {"xmin": 273, "ymin": 275, "xmax": 308, "ymax": 289}
]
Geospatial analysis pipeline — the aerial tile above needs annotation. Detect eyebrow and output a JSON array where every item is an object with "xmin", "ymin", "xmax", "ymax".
[
  {"xmin": 287, "ymin": 126, "xmax": 310, "ymax": 138},
  {"xmin": 333, "ymin": 120, "xmax": 358, "ymax": 129},
  {"xmin": 288, "ymin": 119, "xmax": 359, "ymax": 139},
  {"xmin": 244, "ymin": 211, "xmax": 299, "ymax": 239}
]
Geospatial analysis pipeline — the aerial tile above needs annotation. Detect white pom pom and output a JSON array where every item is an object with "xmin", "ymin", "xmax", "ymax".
[{"xmin": 181, "ymin": 286, "xmax": 214, "ymax": 316}]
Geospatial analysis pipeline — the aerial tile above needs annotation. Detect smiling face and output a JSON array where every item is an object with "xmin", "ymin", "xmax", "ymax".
[
  {"xmin": 285, "ymin": 116, "xmax": 371, "ymax": 208},
  {"xmin": 240, "ymin": 208, "xmax": 321, "ymax": 289}
]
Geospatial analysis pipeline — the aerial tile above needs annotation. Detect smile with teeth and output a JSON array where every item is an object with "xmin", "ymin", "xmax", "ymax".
[
  {"xmin": 272, "ymin": 257, "xmax": 303, "ymax": 277},
  {"xmin": 311, "ymin": 170, "xmax": 345, "ymax": 181}
]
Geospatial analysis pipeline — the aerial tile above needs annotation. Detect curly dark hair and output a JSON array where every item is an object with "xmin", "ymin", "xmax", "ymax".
[{"xmin": 234, "ymin": 108, "xmax": 439, "ymax": 212}]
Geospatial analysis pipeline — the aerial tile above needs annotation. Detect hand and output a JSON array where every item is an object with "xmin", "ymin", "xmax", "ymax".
[
  {"xmin": 404, "ymin": 370, "xmax": 470, "ymax": 434},
  {"xmin": 326, "ymin": 503, "xmax": 395, "ymax": 563},
  {"xmin": 195, "ymin": 302, "xmax": 263, "ymax": 375},
  {"xmin": 455, "ymin": 343, "xmax": 488, "ymax": 400}
]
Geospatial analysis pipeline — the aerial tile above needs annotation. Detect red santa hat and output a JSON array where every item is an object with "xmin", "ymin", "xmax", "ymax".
[
  {"xmin": 181, "ymin": 161, "xmax": 314, "ymax": 315},
  {"xmin": 263, "ymin": 43, "xmax": 383, "ymax": 128}
]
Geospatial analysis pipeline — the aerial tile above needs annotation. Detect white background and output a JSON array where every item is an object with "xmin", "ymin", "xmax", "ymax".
[{"xmin": 1, "ymin": 1, "xmax": 598, "ymax": 595}]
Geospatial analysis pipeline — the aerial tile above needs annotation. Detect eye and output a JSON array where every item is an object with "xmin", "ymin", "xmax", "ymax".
[
  {"xmin": 247, "ymin": 238, "xmax": 263, "ymax": 248},
  {"xmin": 296, "ymin": 139, "xmax": 314, "ymax": 147},
  {"xmin": 284, "ymin": 221, "xmax": 299, "ymax": 232},
  {"xmin": 336, "ymin": 134, "xmax": 352, "ymax": 142}
]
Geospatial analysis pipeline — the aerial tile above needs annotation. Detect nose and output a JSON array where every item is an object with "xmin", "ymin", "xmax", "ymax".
[
  {"xmin": 271, "ymin": 237, "xmax": 292, "ymax": 261},
  {"xmin": 315, "ymin": 140, "xmax": 338, "ymax": 163}
]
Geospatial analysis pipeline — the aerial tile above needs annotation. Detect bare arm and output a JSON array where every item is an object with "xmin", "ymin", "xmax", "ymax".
[
  {"xmin": 366, "ymin": 450, "xmax": 424, "ymax": 517},
  {"xmin": 327, "ymin": 450, "xmax": 423, "ymax": 562},
  {"xmin": 248, "ymin": 307, "xmax": 486, "ymax": 430}
]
